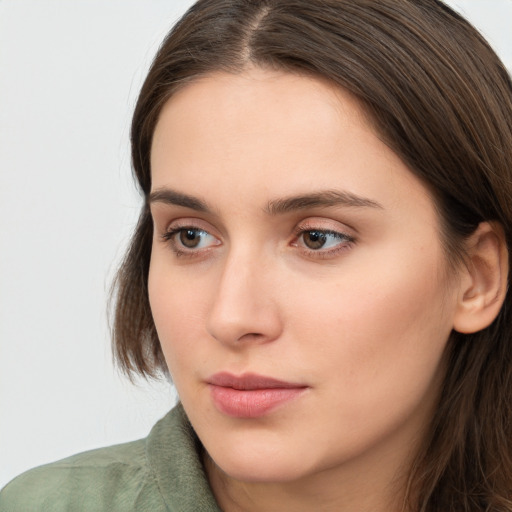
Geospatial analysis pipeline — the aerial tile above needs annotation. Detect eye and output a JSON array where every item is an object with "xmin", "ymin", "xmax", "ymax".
[
  {"xmin": 293, "ymin": 227, "xmax": 355, "ymax": 258},
  {"xmin": 301, "ymin": 230, "xmax": 343, "ymax": 250},
  {"xmin": 162, "ymin": 226, "xmax": 220, "ymax": 254},
  {"xmin": 177, "ymin": 228, "xmax": 210, "ymax": 249}
]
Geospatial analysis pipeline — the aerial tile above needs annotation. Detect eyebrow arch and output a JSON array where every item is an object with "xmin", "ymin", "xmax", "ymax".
[
  {"xmin": 148, "ymin": 187, "xmax": 383, "ymax": 215},
  {"xmin": 265, "ymin": 190, "xmax": 383, "ymax": 215},
  {"xmin": 148, "ymin": 188, "xmax": 210, "ymax": 212}
]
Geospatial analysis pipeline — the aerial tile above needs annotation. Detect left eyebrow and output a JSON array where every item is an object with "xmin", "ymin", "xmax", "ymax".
[{"xmin": 264, "ymin": 190, "xmax": 383, "ymax": 215}]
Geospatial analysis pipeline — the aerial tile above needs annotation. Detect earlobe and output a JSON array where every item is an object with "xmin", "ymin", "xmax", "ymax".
[{"xmin": 453, "ymin": 222, "xmax": 509, "ymax": 334}]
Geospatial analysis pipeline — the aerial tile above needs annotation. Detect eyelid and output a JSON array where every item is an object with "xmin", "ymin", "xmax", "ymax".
[
  {"xmin": 294, "ymin": 217, "xmax": 356, "ymax": 234},
  {"xmin": 291, "ymin": 218, "xmax": 356, "ymax": 257},
  {"xmin": 160, "ymin": 218, "xmax": 222, "ymax": 257},
  {"xmin": 163, "ymin": 216, "xmax": 217, "ymax": 232}
]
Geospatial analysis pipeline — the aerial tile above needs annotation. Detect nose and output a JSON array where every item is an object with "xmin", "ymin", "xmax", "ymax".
[{"xmin": 206, "ymin": 249, "xmax": 283, "ymax": 347}]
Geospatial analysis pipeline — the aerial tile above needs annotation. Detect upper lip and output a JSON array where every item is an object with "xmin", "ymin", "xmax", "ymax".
[{"xmin": 207, "ymin": 372, "xmax": 306, "ymax": 390}]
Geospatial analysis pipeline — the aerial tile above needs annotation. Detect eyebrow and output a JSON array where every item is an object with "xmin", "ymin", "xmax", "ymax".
[
  {"xmin": 148, "ymin": 188, "xmax": 210, "ymax": 212},
  {"xmin": 264, "ymin": 190, "xmax": 383, "ymax": 215},
  {"xmin": 148, "ymin": 187, "xmax": 383, "ymax": 214}
]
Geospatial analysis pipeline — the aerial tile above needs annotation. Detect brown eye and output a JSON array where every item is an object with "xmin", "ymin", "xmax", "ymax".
[
  {"xmin": 297, "ymin": 229, "xmax": 354, "ymax": 254},
  {"xmin": 163, "ymin": 226, "xmax": 220, "ymax": 254},
  {"xmin": 302, "ymin": 231, "xmax": 327, "ymax": 250},
  {"xmin": 179, "ymin": 229, "xmax": 202, "ymax": 248}
]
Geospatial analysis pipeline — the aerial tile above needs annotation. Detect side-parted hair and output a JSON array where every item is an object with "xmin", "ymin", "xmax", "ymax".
[{"xmin": 111, "ymin": 1, "xmax": 512, "ymax": 510}]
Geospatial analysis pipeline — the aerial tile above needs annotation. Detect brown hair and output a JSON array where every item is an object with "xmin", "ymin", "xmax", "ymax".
[{"xmin": 111, "ymin": 0, "xmax": 512, "ymax": 509}]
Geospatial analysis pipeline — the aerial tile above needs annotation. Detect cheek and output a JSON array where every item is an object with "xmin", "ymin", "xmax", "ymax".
[
  {"xmin": 148, "ymin": 257, "xmax": 212, "ymax": 373},
  {"xmin": 286, "ymin": 245, "xmax": 454, "ymax": 396}
]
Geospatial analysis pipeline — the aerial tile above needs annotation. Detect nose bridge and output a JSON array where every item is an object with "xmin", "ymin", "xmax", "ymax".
[{"xmin": 206, "ymin": 242, "xmax": 281, "ymax": 345}]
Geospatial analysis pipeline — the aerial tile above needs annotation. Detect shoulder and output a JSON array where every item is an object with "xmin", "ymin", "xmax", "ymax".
[
  {"xmin": 0, "ymin": 439, "xmax": 165, "ymax": 512},
  {"xmin": 0, "ymin": 405, "xmax": 221, "ymax": 512}
]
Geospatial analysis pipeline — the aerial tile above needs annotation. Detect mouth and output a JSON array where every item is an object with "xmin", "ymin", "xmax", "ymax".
[{"xmin": 207, "ymin": 372, "xmax": 308, "ymax": 418}]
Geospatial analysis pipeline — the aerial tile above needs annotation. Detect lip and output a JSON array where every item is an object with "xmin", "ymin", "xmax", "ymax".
[{"xmin": 207, "ymin": 372, "xmax": 308, "ymax": 418}]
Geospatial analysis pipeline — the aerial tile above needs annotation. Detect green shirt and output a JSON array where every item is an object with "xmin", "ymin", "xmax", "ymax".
[{"xmin": 0, "ymin": 404, "xmax": 222, "ymax": 511}]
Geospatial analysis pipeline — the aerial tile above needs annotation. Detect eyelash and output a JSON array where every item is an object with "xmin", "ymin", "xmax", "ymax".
[
  {"xmin": 160, "ymin": 225, "xmax": 219, "ymax": 258},
  {"xmin": 292, "ymin": 226, "xmax": 355, "ymax": 259},
  {"xmin": 160, "ymin": 223, "xmax": 355, "ymax": 259}
]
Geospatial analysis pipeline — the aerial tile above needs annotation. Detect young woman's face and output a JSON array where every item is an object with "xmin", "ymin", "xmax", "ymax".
[{"xmin": 148, "ymin": 69, "xmax": 460, "ymax": 485}]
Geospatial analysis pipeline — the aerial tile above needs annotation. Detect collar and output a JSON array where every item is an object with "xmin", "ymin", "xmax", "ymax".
[{"xmin": 146, "ymin": 403, "xmax": 222, "ymax": 511}]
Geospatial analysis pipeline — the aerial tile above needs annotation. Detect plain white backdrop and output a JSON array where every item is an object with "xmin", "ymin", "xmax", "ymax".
[{"xmin": 1, "ymin": 0, "xmax": 511, "ymax": 489}]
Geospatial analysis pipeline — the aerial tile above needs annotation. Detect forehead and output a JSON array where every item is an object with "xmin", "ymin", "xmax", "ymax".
[
  {"xmin": 151, "ymin": 69, "xmax": 360, "ymax": 161},
  {"xmin": 150, "ymin": 68, "xmax": 434, "ymax": 219}
]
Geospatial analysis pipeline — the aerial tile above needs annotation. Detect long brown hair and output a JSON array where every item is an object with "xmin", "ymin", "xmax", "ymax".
[{"xmin": 111, "ymin": 1, "xmax": 512, "ymax": 509}]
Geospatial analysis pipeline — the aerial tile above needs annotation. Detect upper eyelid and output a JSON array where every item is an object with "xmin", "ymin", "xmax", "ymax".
[
  {"xmin": 162, "ymin": 227, "xmax": 221, "ymax": 256},
  {"xmin": 294, "ymin": 229, "xmax": 355, "ymax": 245},
  {"xmin": 293, "ymin": 218, "xmax": 356, "ymax": 236},
  {"xmin": 160, "ymin": 216, "xmax": 356, "ymax": 241},
  {"xmin": 164, "ymin": 225, "xmax": 218, "ymax": 242},
  {"xmin": 163, "ymin": 217, "xmax": 219, "ymax": 234},
  {"xmin": 294, "ymin": 226, "xmax": 351, "ymax": 236}
]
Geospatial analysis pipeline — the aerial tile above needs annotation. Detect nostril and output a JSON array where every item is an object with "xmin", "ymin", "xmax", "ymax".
[{"xmin": 239, "ymin": 332, "xmax": 266, "ymax": 341}]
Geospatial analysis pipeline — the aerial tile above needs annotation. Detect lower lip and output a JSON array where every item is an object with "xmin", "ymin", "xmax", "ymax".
[{"xmin": 209, "ymin": 385, "xmax": 306, "ymax": 418}]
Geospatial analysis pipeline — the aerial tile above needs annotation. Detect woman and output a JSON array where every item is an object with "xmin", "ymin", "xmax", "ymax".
[{"xmin": 2, "ymin": 0, "xmax": 511, "ymax": 510}]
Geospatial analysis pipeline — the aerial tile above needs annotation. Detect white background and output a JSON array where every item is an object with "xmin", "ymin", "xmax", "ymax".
[{"xmin": 1, "ymin": 0, "xmax": 511, "ymax": 489}]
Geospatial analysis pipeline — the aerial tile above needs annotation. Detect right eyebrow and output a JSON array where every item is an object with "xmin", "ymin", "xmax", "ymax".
[{"xmin": 148, "ymin": 188, "xmax": 210, "ymax": 212}]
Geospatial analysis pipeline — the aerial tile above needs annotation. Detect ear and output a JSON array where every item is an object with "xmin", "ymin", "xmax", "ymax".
[{"xmin": 453, "ymin": 222, "xmax": 509, "ymax": 334}]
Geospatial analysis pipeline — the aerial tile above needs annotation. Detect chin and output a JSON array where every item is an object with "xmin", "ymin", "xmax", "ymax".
[{"xmin": 206, "ymin": 442, "xmax": 317, "ymax": 484}]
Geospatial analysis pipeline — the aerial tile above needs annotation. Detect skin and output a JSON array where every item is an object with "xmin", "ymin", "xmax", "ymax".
[{"xmin": 148, "ymin": 68, "xmax": 463, "ymax": 512}]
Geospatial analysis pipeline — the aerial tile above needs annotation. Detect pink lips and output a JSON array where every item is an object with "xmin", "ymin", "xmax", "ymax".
[{"xmin": 207, "ymin": 372, "xmax": 307, "ymax": 418}]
